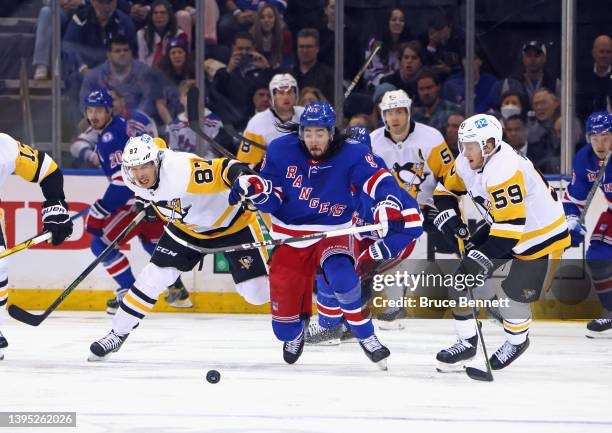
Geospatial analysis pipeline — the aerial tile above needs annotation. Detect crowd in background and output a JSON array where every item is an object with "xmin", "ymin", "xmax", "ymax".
[{"xmin": 28, "ymin": 0, "xmax": 612, "ymax": 174}]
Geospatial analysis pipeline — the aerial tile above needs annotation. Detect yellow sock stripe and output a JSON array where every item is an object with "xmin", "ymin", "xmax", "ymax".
[
  {"xmin": 503, "ymin": 320, "xmax": 531, "ymax": 332},
  {"xmin": 0, "ymin": 289, "xmax": 8, "ymax": 299},
  {"xmin": 124, "ymin": 293, "xmax": 153, "ymax": 313}
]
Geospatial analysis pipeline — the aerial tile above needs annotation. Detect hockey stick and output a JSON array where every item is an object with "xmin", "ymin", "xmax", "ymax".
[
  {"xmin": 344, "ymin": 41, "xmax": 381, "ymax": 99},
  {"xmin": 8, "ymin": 210, "xmax": 146, "ymax": 326},
  {"xmin": 578, "ymin": 151, "xmax": 610, "ymax": 226},
  {"xmin": 165, "ymin": 223, "xmax": 383, "ymax": 255},
  {"xmin": 187, "ymin": 86, "xmax": 267, "ymax": 152},
  {"xmin": 0, "ymin": 207, "xmax": 89, "ymax": 260},
  {"xmin": 457, "ymin": 237, "xmax": 494, "ymax": 382}
]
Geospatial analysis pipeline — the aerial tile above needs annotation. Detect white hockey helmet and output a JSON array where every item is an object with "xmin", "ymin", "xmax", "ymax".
[
  {"xmin": 122, "ymin": 134, "xmax": 162, "ymax": 186},
  {"xmin": 269, "ymin": 73, "xmax": 298, "ymax": 107},
  {"xmin": 458, "ymin": 114, "xmax": 503, "ymax": 158},
  {"xmin": 379, "ymin": 89, "xmax": 412, "ymax": 129}
]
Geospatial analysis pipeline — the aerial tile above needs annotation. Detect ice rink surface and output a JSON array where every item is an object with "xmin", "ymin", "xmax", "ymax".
[{"xmin": 1, "ymin": 312, "xmax": 611, "ymax": 433}]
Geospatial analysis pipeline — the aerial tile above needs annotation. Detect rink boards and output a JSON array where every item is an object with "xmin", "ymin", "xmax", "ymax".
[{"xmin": 0, "ymin": 172, "xmax": 606, "ymax": 315}]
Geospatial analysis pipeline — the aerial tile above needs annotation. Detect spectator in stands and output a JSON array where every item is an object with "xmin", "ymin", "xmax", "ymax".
[
  {"xmin": 442, "ymin": 46, "xmax": 498, "ymax": 113},
  {"xmin": 498, "ymin": 90, "xmax": 528, "ymax": 121},
  {"xmin": 250, "ymin": 85, "xmax": 271, "ymax": 115},
  {"xmin": 444, "ymin": 112, "xmax": 464, "ymax": 156},
  {"xmin": 348, "ymin": 113, "xmax": 372, "ymax": 130},
  {"xmin": 421, "ymin": 13, "xmax": 461, "ymax": 81},
  {"xmin": 553, "ymin": 116, "xmax": 586, "ymax": 152},
  {"xmin": 577, "ymin": 34, "xmax": 612, "ymax": 121},
  {"xmin": 494, "ymin": 41, "xmax": 560, "ymax": 110},
  {"xmin": 503, "ymin": 114, "xmax": 528, "ymax": 156},
  {"xmin": 211, "ymin": 32, "xmax": 273, "ymax": 125},
  {"xmin": 411, "ymin": 68, "xmax": 461, "ymax": 134},
  {"xmin": 319, "ymin": 0, "xmax": 336, "ymax": 69},
  {"xmin": 63, "ymin": 0, "xmax": 137, "ymax": 75},
  {"xmin": 218, "ymin": 0, "xmax": 286, "ymax": 46},
  {"xmin": 137, "ymin": 0, "xmax": 185, "ymax": 70},
  {"xmin": 33, "ymin": 0, "xmax": 82, "ymax": 80},
  {"xmin": 363, "ymin": 8, "xmax": 412, "ymax": 88},
  {"xmin": 527, "ymin": 88, "xmax": 560, "ymax": 173},
  {"xmin": 80, "ymin": 33, "xmax": 162, "ymax": 118},
  {"xmin": 379, "ymin": 40, "xmax": 424, "ymax": 102},
  {"xmin": 159, "ymin": 36, "xmax": 194, "ymax": 85},
  {"xmin": 250, "ymin": 4, "xmax": 291, "ymax": 69},
  {"xmin": 298, "ymin": 86, "xmax": 327, "ymax": 106},
  {"xmin": 292, "ymin": 28, "xmax": 335, "ymax": 102}
]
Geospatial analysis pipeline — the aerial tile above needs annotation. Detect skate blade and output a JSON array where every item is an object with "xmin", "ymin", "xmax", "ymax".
[
  {"xmin": 340, "ymin": 337, "xmax": 358, "ymax": 344},
  {"xmin": 377, "ymin": 320, "xmax": 405, "ymax": 331},
  {"xmin": 106, "ymin": 308, "xmax": 118, "ymax": 316},
  {"xmin": 0, "ymin": 350, "xmax": 4, "ymax": 361},
  {"xmin": 586, "ymin": 332, "xmax": 612, "ymax": 339},
  {"xmin": 87, "ymin": 351, "xmax": 111, "ymax": 362},
  {"xmin": 168, "ymin": 299, "xmax": 193, "ymax": 308},
  {"xmin": 376, "ymin": 358, "xmax": 388, "ymax": 371},
  {"xmin": 305, "ymin": 338, "xmax": 341, "ymax": 346},
  {"xmin": 436, "ymin": 361, "xmax": 469, "ymax": 373}
]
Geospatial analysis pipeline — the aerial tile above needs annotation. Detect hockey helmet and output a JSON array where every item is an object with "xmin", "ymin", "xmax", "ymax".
[
  {"xmin": 84, "ymin": 88, "xmax": 113, "ymax": 109},
  {"xmin": 586, "ymin": 111, "xmax": 612, "ymax": 139},
  {"xmin": 299, "ymin": 102, "xmax": 336, "ymax": 140},
  {"xmin": 346, "ymin": 125, "xmax": 371, "ymax": 150},
  {"xmin": 269, "ymin": 73, "xmax": 298, "ymax": 109},
  {"xmin": 379, "ymin": 89, "xmax": 412, "ymax": 130},
  {"xmin": 122, "ymin": 134, "xmax": 162, "ymax": 186},
  {"xmin": 458, "ymin": 114, "xmax": 503, "ymax": 159}
]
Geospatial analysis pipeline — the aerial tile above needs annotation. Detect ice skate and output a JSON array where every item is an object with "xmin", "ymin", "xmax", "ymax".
[
  {"xmin": 489, "ymin": 337, "xmax": 530, "ymax": 370},
  {"xmin": 377, "ymin": 305, "xmax": 407, "ymax": 330},
  {"xmin": 88, "ymin": 330, "xmax": 128, "ymax": 361},
  {"xmin": 359, "ymin": 334, "xmax": 390, "ymax": 370},
  {"xmin": 283, "ymin": 331, "xmax": 304, "ymax": 364},
  {"xmin": 436, "ymin": 335, "xmax": 478, "ymax": 373},
  {"xmin": 164, "ymin": 281, "xmax": 192, "ymax": 308},
  {"xmin": 106, "ymin": 288, "xmax": 128, "ymax": 315},
  {"xmin": 305, "ymin": 320, "xmax": 342, "ymax": 346},
  {"xmin": 586, "ymin": 318, "xmax": 612, "ymax": 339},
  {"xmin": 0, "ymin": 330, "xmax": 7, "ymax": 361},
  {"xmin": 340, "ymin": 323, "xmax": 357, "ymax": 343}
]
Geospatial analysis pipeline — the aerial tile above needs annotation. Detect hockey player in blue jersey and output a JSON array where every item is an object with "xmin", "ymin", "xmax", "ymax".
[
  {"xmin": 82, "ymin": 89, "xmax": 189, "ymax": 314},
  {"xmin": 305, "ymin": 126, "xmax": 424, "ymax": 345},
  {"xmin": 563, "ymin": 111, "xmax": 612, "ymax": 338},
  {"xmin": 229, "ymin": 102, "xmax": 414, "ymax": 369}
]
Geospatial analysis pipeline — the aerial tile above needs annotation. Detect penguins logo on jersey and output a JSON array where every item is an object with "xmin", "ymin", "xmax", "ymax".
[
  {"xmin": 239, "ymin": 255, "xmax": 254, "ymax": 269},
  {"xmin": 393, "ymin": 160, "xmax": 428, "ymax": 195},
  {"xmin": 155, "ymin": 199, "xmax": 191, "ymax": 222}
]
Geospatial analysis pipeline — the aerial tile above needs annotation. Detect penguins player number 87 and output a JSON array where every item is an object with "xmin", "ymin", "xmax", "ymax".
[{"xmin": 490, "ymin": 184, "xmax": 523, "ymax": 209}]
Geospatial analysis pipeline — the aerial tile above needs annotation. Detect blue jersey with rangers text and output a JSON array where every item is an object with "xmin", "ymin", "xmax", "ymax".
[
  {"xmin": 563, "ymin": 144, "xmax": 612, "ymax": 218},
  {"xmin": 95, "ymin": 115, "xmax": 133, "ymax": 212},
  {"xmin": 256, "ymin": 133, "xmax": 404, "ymax": 245}
]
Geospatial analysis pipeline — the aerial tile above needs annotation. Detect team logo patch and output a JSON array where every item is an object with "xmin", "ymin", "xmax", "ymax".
[
  {"xmin": 239, "ymin": 255, "xmax": 254, "ymax": 269},
  {"xmin": 101, "ymin": 132, "xmax": 114, "ymax": 143}
]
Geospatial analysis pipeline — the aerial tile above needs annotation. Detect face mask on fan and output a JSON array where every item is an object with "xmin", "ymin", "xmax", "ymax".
[{"xmin": 501, "ymin": 104, "xmax": 521, "ymax": 119}]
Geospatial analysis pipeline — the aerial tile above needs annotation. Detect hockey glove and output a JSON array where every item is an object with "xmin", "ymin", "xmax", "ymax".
[
  {"xmin": 434, "ymin": 208, "xmax": 470, "ymax": 241},
  {"xmin": 566, "ymin": 215, "xmax": 586, "ymax": 248},
  {"xmin": 228, "ymin": 174, "xmax": 272, "ymax": 206},
  {"xmin": 373, "ymin": 197, "xmax": 404, "ymax": 238},
  {"xmin": 455, "ymin": 249, "xmax": 493, "ymax": 291},
  {"xmin": 85, "ymin": 199, "xmax": 111, "ymax": 237},
  {"xmin": 421, "ymin": 204, "xmax": 440, "ymax": 232},
  {"xmin": 132, "ymin": 197, "xmax": 158, "ymax": 222},
  {"xmin": 42, "ymin": 199, "xmax": 73, "ymax": 245}
]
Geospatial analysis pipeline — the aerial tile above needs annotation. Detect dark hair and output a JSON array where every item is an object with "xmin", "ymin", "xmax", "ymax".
[
  {"xmin": 107, "ymin": 32, "xmax": 130, "ymax": 51},
  {"xmin": 499, "ymin": 90, "xmax": 528, "ymax": 116},
  {"xmin": 427, "ymin": 12, "xmax": 449, "ymax": 31},
  {"xmin": 505, "ymin": 114, "xmax": 526, "ymax": 124},
  {"xmin": 251, "ymin": 4, "xmax": 283, "ymax": 68},
  {"xmin": 233, "ymin": 31, "xmax": 255, "ymax": 46},
  {"xmin": 399, "ymin": 40, "xmax": 424, "ymax": 62},
  {"xmin": 297, "ymin": 28, "xmax": 320, "ymax": 46},
  {"xmin": 415, "ymin": 68, "xmax": 440, "ymax": 86},
  {"xmin": 275, "ymin": 122, "xmax": 348, "ymax": 160},
  {"xmin": 160, "ymin": 43, "xmax": 194, "ymax": 84},
  {"xmin": 143, "ymin": 0, "xmax": 177, "ymax": 57},
  {"xmin": 379, "ymin": 8, "xmax": 411, "ymax": 65}
]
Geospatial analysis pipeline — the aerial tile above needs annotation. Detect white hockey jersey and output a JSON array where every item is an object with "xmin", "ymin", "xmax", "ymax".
[
  {"xmin": 435, "ymin": 141, "xmax": 570, "ymax": 259},
  {"xmin": 237, "ymin": 106, "xmax": 304, "ymax": 165},
  {"xmin": 0, "ymin": 133, "xmax": 58, "ymax": 192},
  {"xmin": 125, "ymin": 148, "xmax": 257, "ymax": 239},
  {"xmin": 371, "ymin": 121, "xmax": 454, "ymax": 206}
]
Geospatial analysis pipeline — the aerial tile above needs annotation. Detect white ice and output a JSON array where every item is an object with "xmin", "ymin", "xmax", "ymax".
[{"xmin": 1, "ymin": 312, "xmax": 611, "ymax": 433}]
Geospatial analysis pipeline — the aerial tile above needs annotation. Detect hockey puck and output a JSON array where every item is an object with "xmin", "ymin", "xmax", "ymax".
[{"xmin": 206, "ymin": 369, "xmax": 221, "ymax": 384}]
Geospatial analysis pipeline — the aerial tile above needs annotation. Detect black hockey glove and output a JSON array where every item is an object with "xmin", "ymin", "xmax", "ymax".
[
  {"xmin": 455, "ymin": 249, "xmax": 493, "ymax": 291},
  {"xmin": 421, "ymin": 204, "xmax": 439, "ymax": 232},
  {"xmin": 42, "ymin": 199, "xmax": 73, "ymax": 245},
  {"xmin": 133, "ymin": 197, "xmax": 158, "ymax": 222},
  {"xmin": 434, "ymin": 208, "xmax": 469, "ymax": 241}
]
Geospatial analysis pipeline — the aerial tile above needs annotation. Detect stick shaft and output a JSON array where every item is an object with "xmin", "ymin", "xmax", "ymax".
[
  {"xmin": 344, "ymin": 43, "xmax": 381, "ymax": 99},
  {"xmin": 578, "ymin": 151, "xmax": 610, "ymax": 226}
]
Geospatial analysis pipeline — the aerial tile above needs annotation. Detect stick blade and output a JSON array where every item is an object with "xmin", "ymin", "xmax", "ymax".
[
  {"xmin": 465, "ymin": 366, "xmax": 494, "ymax": 382},
  {"xmin": 186, "ymin": 85, "xmax": 200, "ymax": 126},
  {"xmin": 8, "ymin": 304, "xmax": 45, "ymax": 326}
]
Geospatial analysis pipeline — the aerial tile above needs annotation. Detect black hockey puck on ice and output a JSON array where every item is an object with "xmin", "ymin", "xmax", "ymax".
[{"xmin": 206, "ymin": 369, "xmax": 221, "ymax": 384}]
